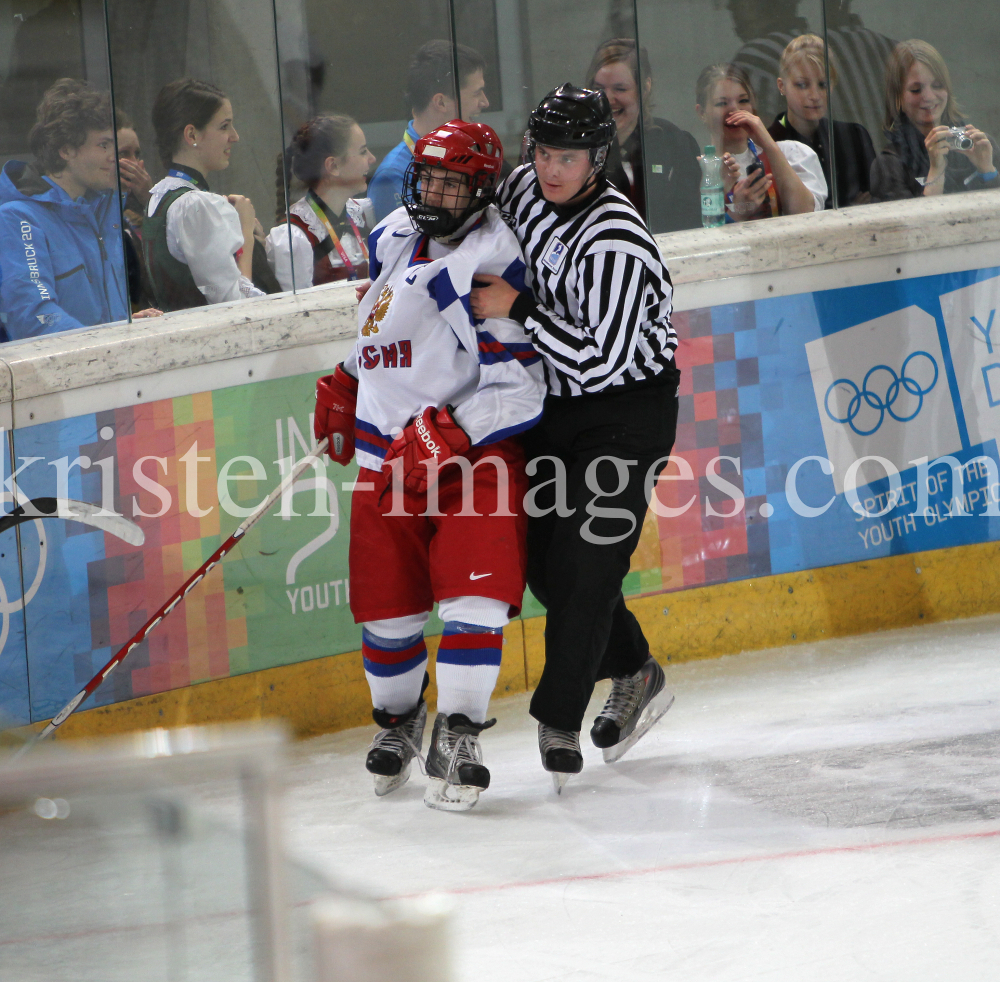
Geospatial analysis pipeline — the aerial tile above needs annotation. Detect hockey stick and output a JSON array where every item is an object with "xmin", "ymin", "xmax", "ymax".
[
  {"xmin": 11, "ymin": 438, "xmax": 331, "ymax": 757},
  {"xmin": 0, "ymin": 497, "xmax": 145, "ymax": 546}
]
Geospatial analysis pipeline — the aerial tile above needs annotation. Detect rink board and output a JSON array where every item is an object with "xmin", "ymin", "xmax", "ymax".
[{"xmin": 5, "ymin": 263, "xmax": 1000, "ymax": 732}]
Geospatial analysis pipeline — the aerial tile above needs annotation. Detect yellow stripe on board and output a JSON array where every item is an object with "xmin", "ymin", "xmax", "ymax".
[{"xmin": 16, "ymin": 539, "xmax": 1000, "ymax": 743}]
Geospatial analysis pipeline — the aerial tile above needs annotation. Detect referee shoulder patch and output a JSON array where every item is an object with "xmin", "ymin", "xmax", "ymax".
[{"xmin": 541, "ymin": 237, "xmax": 568, "ymax": 273}]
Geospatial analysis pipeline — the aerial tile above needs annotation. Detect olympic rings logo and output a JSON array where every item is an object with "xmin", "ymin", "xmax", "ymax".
[{"xmin": 824, "ymin": 351, "xmax": 939, "ymax": 436}]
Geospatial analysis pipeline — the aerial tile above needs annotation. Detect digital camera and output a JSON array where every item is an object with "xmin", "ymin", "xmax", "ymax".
[{"xmin": 943, "ymin": 126, "xmax": 974, "ymax": 151}]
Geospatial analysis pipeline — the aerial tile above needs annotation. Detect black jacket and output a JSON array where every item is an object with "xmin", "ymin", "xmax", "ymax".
[
  {"xmin": 870, "ymin": 113, "xmax": 1000, "ymax": 201},
  {"xmin": 606, "ymin": 116, "xmax": 702, "ymax": 234},
  {"xmin": 768, "ymin": 115, "xmax": 875, "ymax": 207}
]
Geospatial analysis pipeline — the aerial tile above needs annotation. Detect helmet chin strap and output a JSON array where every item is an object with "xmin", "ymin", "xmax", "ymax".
[{"xmin": 432, "ymin": 205, "xmax": 487, "ymax": 242}]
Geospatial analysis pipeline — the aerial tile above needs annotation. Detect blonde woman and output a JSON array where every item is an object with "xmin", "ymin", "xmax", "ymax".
[
  {"xmin": 871, "ymin": 40, "xmax": 999, "ymax": 201},
  {"xmin": 768, "ymin": 35, "xmax": 875, "ymax": 206},
  {"xmin": 695, "ymin": 63, "xmax": 826, "ymax": 222}
]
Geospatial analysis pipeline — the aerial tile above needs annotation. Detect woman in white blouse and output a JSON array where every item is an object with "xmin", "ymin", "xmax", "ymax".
[
  {"xmin": 144, "ymin": 77, "xmax": 264, "ymax": 311},
  {"xmin": 266, "ymin": 114, "xmax": 376, "ymax": 292},
  {"xmin": 695, "ymin": 63, "xmax": 827, "ymax": 222}
]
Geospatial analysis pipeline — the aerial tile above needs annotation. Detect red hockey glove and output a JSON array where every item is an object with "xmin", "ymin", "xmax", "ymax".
[
  {"xmin": 314, "ymin": 364, "xmax": 359, "ymax": 465},
  {"xmin": 382, "ymin": 406, "xmax": 471, "ymax": 493}
]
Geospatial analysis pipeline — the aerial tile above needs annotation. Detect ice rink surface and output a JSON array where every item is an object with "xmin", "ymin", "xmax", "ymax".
[{"xmin": 255, "ymin": 614, "xmax": 1000, "ymax": 982}]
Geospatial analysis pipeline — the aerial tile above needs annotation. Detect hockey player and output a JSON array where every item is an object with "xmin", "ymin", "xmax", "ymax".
[
  {"xmin": 471, "ymin": 85, "xmax": 679, "ymax": 789},
  {"xmin": 313, "ymin": 120, "xmax": 545, "ymax": 811}
]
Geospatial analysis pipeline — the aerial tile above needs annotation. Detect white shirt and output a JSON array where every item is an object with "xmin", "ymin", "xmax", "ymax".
[
  {"xmin": 732, "ymin": 141, "xmax": 828, "ymax": 212},
  {"xmin": 147, "ymin": 176, "xmax": 264, "ymax": 304},
  {"xmin": 348, "ymin": 205, "xmax": 546, "ymax": 471},
  {"xmin": 265, "ymin": 195, "xmax": 372, "ymax": 292}
]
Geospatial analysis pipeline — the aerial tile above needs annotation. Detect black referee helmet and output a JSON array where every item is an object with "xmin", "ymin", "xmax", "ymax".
[{"xmin": 525, "ymin": 83, "xmax": 616, "ymax": 171}]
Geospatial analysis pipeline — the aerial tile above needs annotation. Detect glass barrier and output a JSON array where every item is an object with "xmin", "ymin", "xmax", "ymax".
[
  {"xmin": 0, "ymin": 724, "xmax": 339, "ymax": 982},
  {"xmin": 0, "ymin": 0, "xmax": 131, "ymax": 342},
  {"xmin": 835, "ymin": 0, "xmax": 1000, "ymax": 208},
  {"xmin": 105, "ymin": 0, "xmax": 288, "ymax": 315},
  {"xmin": 3, "ymin": 0, "xmax": 1000, "ymax": 344},
  {"xmin": 273, "ymin": 0, "xmax": 463, "ymax": 292},
  {"xmin": 635, "ymin": 0, "xmax": 831, "ymax": 229}
]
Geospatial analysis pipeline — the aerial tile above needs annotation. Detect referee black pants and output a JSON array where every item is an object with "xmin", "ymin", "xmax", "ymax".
[{"xmin": 522, "ymin": 378, "xmax": 679, "ymax": 733}]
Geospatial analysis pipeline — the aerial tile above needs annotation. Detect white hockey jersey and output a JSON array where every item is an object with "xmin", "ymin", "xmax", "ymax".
[{"xmin": 346, "ymin": 205, "xmax": 546, "ymax": 473}]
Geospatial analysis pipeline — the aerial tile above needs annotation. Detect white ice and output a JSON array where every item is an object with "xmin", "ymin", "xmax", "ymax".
[
  {"xmin": 267, "ymin": 613, "xmax": 1000, "ymax": 982},
  {"xmin": 6, "ymin": 613, "xmax": 1000, "ymax": 982}
]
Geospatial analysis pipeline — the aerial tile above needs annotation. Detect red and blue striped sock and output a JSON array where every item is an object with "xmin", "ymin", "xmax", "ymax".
[
  {"xmin": 362, "ymin": 628, "xmax": 428, "ymax": 716},
  {"xmin": 435, "ymin": 622, "xmax": 503, "ymax": 723}
]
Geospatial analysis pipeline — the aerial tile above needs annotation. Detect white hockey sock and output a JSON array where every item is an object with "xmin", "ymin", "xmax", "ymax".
[
  {"xmin": 362, "ymin": 625, "xmax": 428, "ymax": 716},
  {"xmin": 435, "ymin": 620, "xmax": 503, "ymax": 724}
]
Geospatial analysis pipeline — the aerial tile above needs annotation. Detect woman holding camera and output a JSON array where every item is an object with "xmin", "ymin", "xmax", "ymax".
[{"xmin": 871, "ymin": 40, "xmax": 999, "ymax": 201}]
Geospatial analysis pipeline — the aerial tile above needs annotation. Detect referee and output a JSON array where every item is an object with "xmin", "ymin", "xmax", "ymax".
[{"xmin": 471, "ymin": 84, "xmax": 680, "ymax": 786}]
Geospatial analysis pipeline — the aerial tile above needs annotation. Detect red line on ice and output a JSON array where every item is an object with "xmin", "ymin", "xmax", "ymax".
[{"xmin": 387, "ymin": 826, "xmax": 1000, "ymax": 900}]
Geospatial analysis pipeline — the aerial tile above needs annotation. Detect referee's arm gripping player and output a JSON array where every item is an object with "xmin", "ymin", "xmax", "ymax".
[{"xmin": 471, "ymin": 84, "xmax": 680, "ymax": 788}]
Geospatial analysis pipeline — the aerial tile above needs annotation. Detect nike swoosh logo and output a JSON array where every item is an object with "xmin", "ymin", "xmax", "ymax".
[
  {"xmin": 469, "ymin": 572, "xmax": 492, "ymax": 580},
  {"xmin": 391, "ymin": 230, "xmax": 411, "ymax": 237},
  {"xmin": 405, "ymin": 272, "xmax": 418, "ymax": 284}
]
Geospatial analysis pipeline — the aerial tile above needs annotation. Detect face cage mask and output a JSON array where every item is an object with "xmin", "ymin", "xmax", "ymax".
[{"xmin": 401, "ymin": 164, "xmax": 494, "ymax": 239}]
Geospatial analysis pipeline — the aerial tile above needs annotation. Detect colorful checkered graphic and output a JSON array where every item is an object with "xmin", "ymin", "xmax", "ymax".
[{"xmin": 5, "ymin": 265, "xmax": 1000, "ymax": 724}]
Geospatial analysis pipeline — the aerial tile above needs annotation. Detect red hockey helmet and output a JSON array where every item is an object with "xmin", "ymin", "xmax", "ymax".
[{"xmin": 402, "ymin": 120, "xmax": 505, "ymax": 237}]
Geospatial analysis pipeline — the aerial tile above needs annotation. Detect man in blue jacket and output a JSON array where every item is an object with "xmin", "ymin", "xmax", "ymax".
[
  {"xmin": 368, "ymin": 40, "xmax": 491, "ymax": 223},
  {"xmin": 0, "ymin": 78, "xmax": 129, "ymax": 342}
]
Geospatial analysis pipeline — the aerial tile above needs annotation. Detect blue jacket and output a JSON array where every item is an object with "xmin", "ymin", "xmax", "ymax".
[
  {"xmin": 368, "ymin": 121, "xmax": 419, "ymax": 223},
  {"xmin": 0, "ymin": 161, "xmax": 128, "ymax": 341}
]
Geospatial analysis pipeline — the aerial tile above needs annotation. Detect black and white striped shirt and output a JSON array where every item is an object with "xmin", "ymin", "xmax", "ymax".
[{"xmin": 497, "ymin": 164, "xmax": 677, "ymax": 398}]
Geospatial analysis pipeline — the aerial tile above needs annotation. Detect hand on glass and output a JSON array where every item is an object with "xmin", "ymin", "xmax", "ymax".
[
  {"xmin": 355, "ymin": 279, "xmax": 372, "ymax": 303},
  {"xmin": 730, "ymin": 168, "xmax": 772, "ymax": 221},
  {"xmin": 132, "ymin": 308, "xmax": 163, "ymax": 318},
  {"xmin": 118, "ymin": 157, "xmax": 153, "ymax": 207},
  {"xmin": 470, "ymin": 273, "xmax": 519, "ymax": 320}
]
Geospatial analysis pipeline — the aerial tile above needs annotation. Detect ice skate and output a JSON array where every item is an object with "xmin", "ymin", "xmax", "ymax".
[
  {"xmin": 423, "ymin": 713, "xmax": 495, "ymax": 812},
  {"xmin": 538, "ymin": 724, "xmax": 583, "ymax": 794},
  {"xmin": 591, "ymin": 655, "xmax": 674, "ymax": 763},
  {"xmin": 366, "ymin": 701, "xmax": 427, "ymax": 797}
]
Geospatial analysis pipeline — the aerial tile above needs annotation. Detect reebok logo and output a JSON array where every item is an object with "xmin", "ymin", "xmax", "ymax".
[{"xmin": 415, "ymin": 417, "xmax": 441, "ymax": 457}]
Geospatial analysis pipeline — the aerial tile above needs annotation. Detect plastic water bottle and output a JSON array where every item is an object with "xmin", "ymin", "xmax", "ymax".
[{"xmin": 700, "ymin": 146, "xmax": 725, "ymax": 228}]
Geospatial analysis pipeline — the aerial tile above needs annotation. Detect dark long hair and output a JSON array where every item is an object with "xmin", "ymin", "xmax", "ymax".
[{"xmin": 151, "ymin": 77, "xmax": 227, "ymax": 167}]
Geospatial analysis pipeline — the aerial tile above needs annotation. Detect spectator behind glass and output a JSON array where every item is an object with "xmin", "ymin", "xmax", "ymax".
[
  {"xmin": 267, "ymin": 114, "xmax": 375, "ymax": 291},
  {"xmin": 145, "ymin": 77, "xmax": 266, "ymax": 312},
  {"xmin": 871, "ymin": 40, "xmax": 999, "ymax": 201},
  {"xmin": 586, "ymin": 38, "xmax": 701, "ymax": 233},
  {"xmin": 695, "ymin": 64, "xmax": 826, "ymax": 222},
  {"xmin": 115, "ymin": 110, "xmax": 160, "ymax": 313},
  {"xmin": 367, "ymin": 40, "xmax": 490, "ymax": 222},
  {"xmin": 0, "ymin": 78, "xmax": 130, "ymax": 341},
  {"xmin": 116, "ymin": 112, "xmax": 153, "ymax": 224},
  {"xmin": 768, "ymin": 35, "xmax": 876, "ymax": 207},
  {"xmin": 728, "ymin": 0, "xmax": 896, "ymax": 151}
]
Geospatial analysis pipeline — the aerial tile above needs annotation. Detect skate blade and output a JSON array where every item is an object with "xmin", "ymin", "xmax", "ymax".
[
  {"xmin": 602, "ymin": 689, "xmax": 675, "ymax": 764},
  {"xmin": 423, "ymin": 777, "xmax": 481, "ymax": 812},
  {"xmin": 373, "ymin": 762, "xmax": 411, "ymax": 797},
  {"xmin": 551, "ymin": 772, "xmax": 572, "ymax": 795}
]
